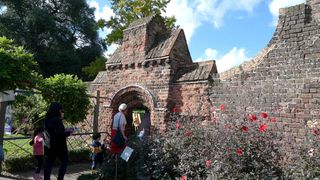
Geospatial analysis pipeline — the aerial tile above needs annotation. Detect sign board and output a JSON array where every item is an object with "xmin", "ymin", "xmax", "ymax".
[
  {"xmin": 120, "ymin": 146, "xmax": 133, "ymax": 162},
  {"xmin": 4, "ymin": 105, "xmax": 13, "ymax": 134},
  {"xmin": 0, "ymin": 91, "xmax": 15, "ymax": 102}
]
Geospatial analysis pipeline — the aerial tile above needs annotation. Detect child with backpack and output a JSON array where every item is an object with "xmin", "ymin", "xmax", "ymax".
[
  {"xmin": 30, "ymin": 127, "xmax": 44, "ymax": 180},
  {"xmin": 90, "ymin": 132, "xmax": 104, "ymax": 173}
]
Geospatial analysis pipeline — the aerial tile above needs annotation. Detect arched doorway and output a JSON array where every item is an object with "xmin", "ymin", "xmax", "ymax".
[{"xmin": 109, "ymin": 85, "xmax": 156, "ymax": 136}]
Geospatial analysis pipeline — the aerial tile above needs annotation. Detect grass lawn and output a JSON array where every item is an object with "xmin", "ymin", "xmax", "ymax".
[{"xmin": 3, "ymin": 134, "xmax": 32, "ymax": 159}]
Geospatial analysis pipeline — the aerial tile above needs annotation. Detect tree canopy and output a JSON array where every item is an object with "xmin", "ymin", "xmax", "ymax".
[
  {"xmin": 40, "ymin": 74, "xmax": 91, "ymax": 124},
  {"xmin": 82, "ymin": 56, "xmax": 106, "ymax": 79},
  {"xmin": 0, "ymin": 36, "xmax": 38, "ymax": 92},
  {"xmin": 0, "ymin": 0, "xmax": 105, "ymax": 79},
  {"xmin": 103, "ymin": 0, "xmax": 176, "ymax": 46}
]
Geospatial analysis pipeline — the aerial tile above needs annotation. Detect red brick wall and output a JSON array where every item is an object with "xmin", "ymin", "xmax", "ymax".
[{"xmin": 210, "ymin": 2, "xmax": 320, "ymax": 153}]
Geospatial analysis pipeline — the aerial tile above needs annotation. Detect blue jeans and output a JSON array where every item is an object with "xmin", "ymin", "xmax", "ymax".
[{"xmin": 44, "ymin": 150, "xmax": 68, "ymax": 180}]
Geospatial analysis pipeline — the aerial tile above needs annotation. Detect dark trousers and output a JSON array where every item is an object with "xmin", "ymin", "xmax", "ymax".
[
  {"xmin": 44, "ymin": 150, "xmax": 68, "ymax": 180},
  {"xmin": 91, "ymin": 159, "xmax": 103, "ymax": 170},
  {"xmin": 35, "ymin": 155, "xmax": 43, "ymax": 174}
]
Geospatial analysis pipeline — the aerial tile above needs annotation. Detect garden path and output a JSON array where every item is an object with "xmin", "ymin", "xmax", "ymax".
[{"xmin": 0, "ymin": 163, "xmax": 91, "ymax": 180}]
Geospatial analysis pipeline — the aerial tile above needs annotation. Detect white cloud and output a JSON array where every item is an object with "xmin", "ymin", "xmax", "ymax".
[
  {"xmin": 165, "ymin": 0, "xmax": 262, "ymax": 42},
  {"xmin": 0, "ymin": 6, "xmax": 7, "ymax": 14},
  {"xmin": 88, "ymin": 0, "xmax": 113, "ymax": 39},
  {"xmin": 88, "ymin": 0, "xmax": 113, "ymax": 22},
  {"xmin": 269, "ymin": 0, "xmax": 306, "ymax": 26},
  {"xmin": 165, "ymin": 0, "xmax": 201, "ymax": 42},
  {"xmin": 103, "ymin": 44, "xmax": 119, "ymax": 58},
  {"xmin": 196, "ymin": 47, "xmax": 250, "ymax": 73}
]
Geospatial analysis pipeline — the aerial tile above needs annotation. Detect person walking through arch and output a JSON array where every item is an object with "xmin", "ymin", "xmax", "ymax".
[
  {"xmin": 43, "ymin": 102, "xmax": 73, "ymax": 180},
  {"xmin": 111, "ymin": 103, "xmax": 128, "ymax": 154}
]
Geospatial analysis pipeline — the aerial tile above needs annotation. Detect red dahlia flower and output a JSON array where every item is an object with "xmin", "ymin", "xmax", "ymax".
[
  {"xmin": 261, "ymin": 112, "xmax": 268, "ymax": 118},
  {"xmin": 184, "ymin": 131, "xmax": 191, "ymax": 136},
  {"xmin": 206, "ymin": 160, "xmax": 212, "ymax": 167},
  {"xmin": 269, "ymin": 117, "xmax": 277, "ymax": 122},
  {"xmin": 236, "ymin": 148, "xmax": 243, "ymax": 156},
  {"xmin": 241, "ymin": 126, "xmax": 249, "ymax": 132},
  {"xmin": 249, "ymin": 114, "xmax": 257, "ymax": 121},
  {"xmin": 259, "ymin": 123, "xmax": 267, "ymax": 132},
  {"xmin": 176, "ymin": 121, "xmax": 181, "ymax": 129}
]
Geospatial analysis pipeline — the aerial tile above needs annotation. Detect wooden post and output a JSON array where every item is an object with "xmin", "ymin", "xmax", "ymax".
[
  {"xmin": 115, "ymin": 154, "xmax": 118, "ymax": 180},
  {"xmin": 0, "ymin": 101, "xmax": 8, "ymax": 173},
  {"xmin": 93, "ymin": 90, "xmax": 100, "ymax": 134}
]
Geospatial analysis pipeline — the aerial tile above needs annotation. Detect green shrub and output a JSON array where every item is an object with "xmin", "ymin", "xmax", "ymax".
[
  {"xmin": 286, "ymin": 120, "xmax": 320, "ymax": 178},
  {"xmin": 143, "ymin": 109, "xmax": 285, "ymax": 179},
  {"xmin": 96, "ymin": 137, "xmax": 145, "ymax": 179},
  {"xmin": 69, "ymin": 148, "xmax": 91, "ymax": 163},
  {"xmin": 4, "ymin": 154, "xmax": 35, "ymax": 173}
]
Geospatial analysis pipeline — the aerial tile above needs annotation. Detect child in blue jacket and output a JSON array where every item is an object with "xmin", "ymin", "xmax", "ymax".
[{"xmin": 91, "ymin": 133, "xmax": 104, "ymax": 171}]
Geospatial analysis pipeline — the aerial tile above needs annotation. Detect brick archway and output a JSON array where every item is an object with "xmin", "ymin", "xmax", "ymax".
[
  {"xmin": 110, "ymin": 84, "xmax": 157, "ymax": 111},
  {"xmin": 109, "ymin": 85, "xmax": 156, "ymax": 135}
]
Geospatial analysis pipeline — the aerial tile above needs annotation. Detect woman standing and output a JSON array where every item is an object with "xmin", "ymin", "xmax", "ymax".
[
  {"xmin": 111, "ymin": 103, "xmax": 128, "ymax": 154},
  {"xmin": 43, "ymin": 102, "xmax": 73, "ymax": 180}
]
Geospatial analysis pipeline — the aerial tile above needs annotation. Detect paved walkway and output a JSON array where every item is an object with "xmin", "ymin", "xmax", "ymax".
[{"xmin": 0, "ymin": 163, "xmax": 92, "ymax": 180}]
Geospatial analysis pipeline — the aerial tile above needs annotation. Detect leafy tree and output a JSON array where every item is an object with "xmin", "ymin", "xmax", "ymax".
[
  {"xmin": 12, "ymin": 94, "xmax": 48, "ymax": 134},
  {"xmin": 103, "ymin": 0, "xmax": 176, "ymax": 46},
  {"xmin": 0, "ymin": 0, "xmax": 105, "ymax": 78},
  {"xmin": 82, "ymin": 56, "xmax": 106, "ymax": 79},
  {"xmin": 40, "ymin": 74, "xmax": 91, "ymax": 124},
  {"xmin": 0, "ymin": 36, "xmax": 38, "ymax": 92}
]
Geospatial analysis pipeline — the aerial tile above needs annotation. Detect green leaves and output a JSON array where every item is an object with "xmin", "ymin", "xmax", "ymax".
[
  {"xmin": 105, "ymin": 0, "xmax": 176, "ymax": 46},
  {"xmin": 0, "ymin": 36, "xmax": 38, "ymax": 91},
  {"xmin": 82, "ymin": 56, "xmax": 106, "ymax": 79},
  {"xmin": 40, "ymin": 74, "xmax": 91, "ymax": 124},
  {"xmin": 0, "ymin": 0, "xmax": 103, "ymax": 78}
]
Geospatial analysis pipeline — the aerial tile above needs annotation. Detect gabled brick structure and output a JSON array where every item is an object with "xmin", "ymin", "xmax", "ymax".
[{"xmin": 90, "ymin": 15, "xmax": 217, "ymax": 133}]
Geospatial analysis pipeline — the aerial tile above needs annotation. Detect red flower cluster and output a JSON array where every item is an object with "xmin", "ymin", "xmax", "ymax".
[
  {"xmin": 248, "ymin": 114, "xmax": 257, "ymax": 121},
  {"xmin": 259, "ymin": 123, "xmax": 267, "ymax": 132},
  {"xmin": 220, "ymin": 104, "xmax": 225, "ymax": 111},
  {"xmin": 184, "ymin": 131, "xmax": 191, "ymax": 136},
  {"xmin": 176, "ymin": 121, "xmax": 181, "ymax": 129},
  {"xmin": 313, "ymin": 128, "xmax": 319, "ymax": 135},
  {"xmin": 236, "ymin": 148, "xmax": 243, "ymax": 156},
  {"xmin": 261, "ymin": 112, "xmax": 268, "ymax": 118},
  {"xmin": 206, "ymin": 159, "xmax": 212, "ymax": 167},
  {"xmin": 269, "ymin": 117, "xmax": 277, "ymax": 122},
  {"xmin": 241, "ymin": 126, "xmax": 249, "ymax": 132},
  {"xmin": 172, "ymin": 107, "xmax": 179, "ymax": 113}
]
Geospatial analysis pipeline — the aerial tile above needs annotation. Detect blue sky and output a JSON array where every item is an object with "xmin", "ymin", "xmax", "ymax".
[{"xmin": 87, "ymin": 0, "xmax": 306, "ymax": 73}]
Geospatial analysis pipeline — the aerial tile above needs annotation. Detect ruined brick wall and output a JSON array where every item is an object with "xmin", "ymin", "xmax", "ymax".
[
  {"xmin": 211, "ymin": 1, "xmax": 320, "ymax": 151},
  {"xmin": 169, "ymin": 82, "xmax": 212, "ymax": 117}
]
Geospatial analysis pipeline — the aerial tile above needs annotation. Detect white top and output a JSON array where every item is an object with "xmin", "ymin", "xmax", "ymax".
[{"xmin": 112, "ymin": 112, "xmax": 127, "ymax": 129}]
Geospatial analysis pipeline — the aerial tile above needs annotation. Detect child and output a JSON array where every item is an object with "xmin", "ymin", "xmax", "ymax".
[
  {"xmin": 30, "ymin": 127, "xmax": 44, "ymax": 180},
  {"xmin": 91, "ymin": 132, "xmax": 104, "ymax": 172}
]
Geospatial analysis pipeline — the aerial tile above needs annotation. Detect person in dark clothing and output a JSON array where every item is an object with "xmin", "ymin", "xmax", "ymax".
[
  {"xmin": 90, "ymin": 132, "xmax": 104, "ymax": 172},
  {"xmin": 43, "ymin": 102, "xmax": 73, "ymax": 180}
]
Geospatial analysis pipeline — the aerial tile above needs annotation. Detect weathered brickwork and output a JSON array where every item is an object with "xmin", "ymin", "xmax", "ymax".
[
  {"xmin": 89, "ymin": 0, "xmax": 320, "ymax": 148},
  {"xmin": 90, "ymin": 15, "xmax": 216, "ymax": 134},
  {"xmin": 214, "ymin": 0, "xmax": 320, "ymax": 151}
]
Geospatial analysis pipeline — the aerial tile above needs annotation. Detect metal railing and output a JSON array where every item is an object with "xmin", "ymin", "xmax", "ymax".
[{"xmin": 2, "ymin": 131, "xmax": 110, "ymax": 160}]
